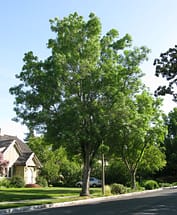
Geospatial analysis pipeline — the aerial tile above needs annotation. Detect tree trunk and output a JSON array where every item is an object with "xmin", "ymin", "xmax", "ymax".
[
  {"xmin": 130, "ymin": 169, "xmax": 136, "ymax": 189},
  {"xmin": 102, "ymin": 153, "xmax": 105, "ymax": 195},
  {"xmin": 80, "ymin": 149, "xmax": 91, "ymax": 196}
]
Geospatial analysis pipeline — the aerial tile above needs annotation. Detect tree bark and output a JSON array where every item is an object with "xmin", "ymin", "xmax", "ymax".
[
  {"xmin": 102, "ymin": 153, "xmax": 105, "ymax": 195},
  {"xmin": 80, "ymin": 148, "xmax": 91, "ymax": 196},
  {"xmin": 130, "ymin": 169, "xmax": 136, "ymax": 189}
]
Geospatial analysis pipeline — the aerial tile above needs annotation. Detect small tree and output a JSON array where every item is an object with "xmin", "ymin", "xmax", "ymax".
[
  {"xmin": 28, "ymin": 136, "xmax": 81, "ymax": 186},
  {"xmin": 109, "ymin": 91, "xmax": 167, "ymax": 189}
]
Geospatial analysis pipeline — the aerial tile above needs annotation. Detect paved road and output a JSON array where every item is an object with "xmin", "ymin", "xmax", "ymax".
[{"xmin": 12, "ymin": 187, "xmax": 177, "ymax": 215}]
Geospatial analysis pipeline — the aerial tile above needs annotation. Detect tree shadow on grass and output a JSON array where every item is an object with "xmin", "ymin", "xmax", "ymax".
[{"xmin": 0, "ymin": 187, "xmax": 81, "ymax": 201}]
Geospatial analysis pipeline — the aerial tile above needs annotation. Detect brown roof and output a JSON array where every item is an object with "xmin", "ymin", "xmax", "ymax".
[
  {"xmin": 14, "ymin": 152, "xmax": 33, "ymax": 166},
  {"xmin": 0, "ymin": 135, "xmax": 41, "ymax": 167},
  {"xmin": 0, "ymin": 139, "xmax": 13, "ymax": 153}
]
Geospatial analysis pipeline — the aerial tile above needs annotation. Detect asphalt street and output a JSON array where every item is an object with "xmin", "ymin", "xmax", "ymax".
[{"xmin": 6, "ymin": 187, "xmax": 177, "ymax": 215}]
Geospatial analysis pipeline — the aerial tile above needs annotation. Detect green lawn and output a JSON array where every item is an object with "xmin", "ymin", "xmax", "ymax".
[
  {"xmin": 0, "ymin": 187, "xmax": 102, "ymax": 209},
  {"xmin": 0, "ymin": 187, "xmax": 80, "ymax": 201}
]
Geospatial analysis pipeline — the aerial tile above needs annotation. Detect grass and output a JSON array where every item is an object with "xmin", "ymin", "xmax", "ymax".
[
  {"xmin": 0, "ymin": 187, "xmax": 102, "ymax": 209},
  {"xmin": 0, "ymin": 187, "xmax": 80, "ymax": 201},
  {"xmin": 0, "ymin": 196, "xmax": 88, "ymax": 209}
]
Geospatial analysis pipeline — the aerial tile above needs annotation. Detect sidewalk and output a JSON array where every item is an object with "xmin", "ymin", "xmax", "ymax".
[
  {"xmin": 0, "ymin": 195, "xmax": 75, "ymax": 205},
  {"xmin": 0, "ymin": 188, "xmax": 164, "ymax": 215}
]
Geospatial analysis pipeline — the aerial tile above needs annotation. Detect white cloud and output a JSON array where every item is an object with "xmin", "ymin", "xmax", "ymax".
[{"xmin": 0, "ymin": 121, "xmax": 28, "ymax": 140}]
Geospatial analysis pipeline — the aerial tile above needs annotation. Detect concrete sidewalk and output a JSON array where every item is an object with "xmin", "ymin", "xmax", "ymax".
[
  {"xmin": 0, "ymin": 188, "xmax": 165, "ymax": 214},
  {"xmin": 0, "ymin": 195, "xmax": 75, "ymax": 205}
]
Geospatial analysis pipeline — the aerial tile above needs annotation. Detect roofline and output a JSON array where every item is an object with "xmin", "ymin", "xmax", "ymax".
[
  {"xmin": 2, "ymin": 140, "xmax": 17, "ymax": 154},
  {"xmin": 26, "ymin": 152, "xmax": 42, "ymax": 168}
]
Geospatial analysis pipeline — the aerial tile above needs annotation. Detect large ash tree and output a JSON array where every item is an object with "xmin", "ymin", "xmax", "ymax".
[{"xmin": 9, "ymin": 12, "xmax": 149, "ymax": 196}]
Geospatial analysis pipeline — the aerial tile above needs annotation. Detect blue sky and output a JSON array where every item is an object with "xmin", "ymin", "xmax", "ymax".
[{"xmin": 1, "ymin": 0, "xmax": 177, "ymax": 139}]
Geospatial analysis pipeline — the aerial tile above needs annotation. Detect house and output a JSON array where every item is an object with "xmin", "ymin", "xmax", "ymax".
[{"xmin": 0, "ymin": 134, "xmax": 42, "ymax": 184}]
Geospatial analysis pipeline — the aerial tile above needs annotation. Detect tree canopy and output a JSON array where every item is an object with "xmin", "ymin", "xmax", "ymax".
[
  {"xmin": 154, "ymin": 45, "xmax": 177, "ymax": 101},
  {"xmin": 162, "ymin": 108, "xmax": 177, "ymax": 177},
  {"xmin": 9, "ymin": 12, "xmax": 150, "ymax": 195},
  {"xmin": 108, "ymin": 91, "xmax": 167, "ymax": 188}
]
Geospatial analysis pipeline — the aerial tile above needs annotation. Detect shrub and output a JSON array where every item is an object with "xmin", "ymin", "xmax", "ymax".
[
  {"xmin": 143, "ymin": 180, "xmax": 159, "ymax": 190},
  {"xmin": 106, "ymin": 159, "xmax": 130, "ymax": 185},
  {"xmin": 10, "ymin": 176, "xmax": 25, "ymax": 188},
  {"xmin": 159, "ymin": 182, "xmax": 172, "ymax": 188},
  {"xmin": 172, "ymin": 182, "xmax": 177, "ymax": 186},
  {"xmin": 134, "ymin": 181, "xmax": 145, "ymax": 191},
  {"xmin": 104, "ymin": 185, "xmax": 112, "ymax": 196},
  {"xmin": 111, "ymin": 183, "xmax": 127, "ymax": 194},
  {"xmin": 0, "ymin": 178, "xmax": 10, "ymax": 188},
  {"xmin": 36, "ymin": 176, "xmax": 48, "ymax": 187}
]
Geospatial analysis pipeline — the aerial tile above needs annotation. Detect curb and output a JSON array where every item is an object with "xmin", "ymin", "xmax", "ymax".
[{"xmin": 0, "ymin": 188, "xmax": 165, "ymax": 214}]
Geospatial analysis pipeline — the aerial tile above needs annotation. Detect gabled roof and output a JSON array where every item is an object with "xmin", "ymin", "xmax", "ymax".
[
  {"xmin": 14, "ymin": 152, "xmax": 33, "ymax": 166},
  {"xmin": 0, "ymin": 139, "xmax": 13, "ymax": 153},
  {"xmin": 0, "ymin": 135, "xmax": 41, "ymax": 168}
]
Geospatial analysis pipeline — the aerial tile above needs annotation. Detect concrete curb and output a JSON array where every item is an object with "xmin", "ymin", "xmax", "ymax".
[{"xmin": 0, "ymin": 188, "xmax": 166, "ymax": 214}]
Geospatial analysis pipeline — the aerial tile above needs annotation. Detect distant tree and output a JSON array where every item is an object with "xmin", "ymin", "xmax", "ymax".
[
  {"xmin": 28, "ymin": 136, "xmax": 81, "ymax": 186},
  {"xmin": 154, "ymin": 45, "xmax": 177, "ymax": 101},
  {"xmin": 0, "ymin": 152, "xmax": 9, "ymax": 176},
  {"xmin": 138, "ymin": 144, "xmax": 166, "ymax": 177},
  {"xmin": 9, "ymin": 12, "xmax": 149, "ymax": 195},
  {"xmin": 105, "ymin": 157, "xmax": 130, "ymax": 185},
  {"xmin": 162, "ymin": 108, "xmax": 177, "ymax": 177}
]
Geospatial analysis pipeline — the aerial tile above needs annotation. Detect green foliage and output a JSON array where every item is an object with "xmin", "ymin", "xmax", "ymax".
[
  {"xmin": 162, "ymin": 108, "xmax": 177, "ymax": 177},
  {"xmin": 28, "ymin": 136, "xmax": 81, "ymax": 186},
  {"xmin": 10, "ymin": 176, "xmax": 25, "ymax": 188},
  {"xmin": 158, "ymin": 182, "xmax": 172, "ymax": 188},
  {"xmin": 109, "ymin": 91, "xmax": 167, "ymax": 189},
  {"xmin": 172, "ymin": 182, "xmax": 177, "ymax": 186},
  {"xmin": 36, "ymin": 176, "xmax": 48, "ymax": 187},
  {"xmin": 154, "ymin": 45, "xmax": 177, "ymax": 101},
  {"xmin": 134, "ymin": 181, "xmax": 145, "ymax": 191},
  {"xmin": 106, "ymin": 158, "xmax": 130, "ymax": 185},
  {"xmin": 111, "ymin": 183, "xmax": 127, "ymax": 194},
  {"xmin": 0, "ymin": 178, "xmax": 11, "ymax": 188},
  {"xmin": 143, "ymin": 180, "xmax": 159, "ymax": 190},
  {"xmin": 104, "ymin": 185, "xmax": 112, "ymax": 196},
  {"xmin": 9, "ymin": 12, "xmax": 150, "ymax": 196},
  {"xmin": 138, "ymin": 144, "xmax": 166, "ymax": 175},
  {"xmin": 60, "ymin": 159, "xmax": 81, "ymax": 187}
]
